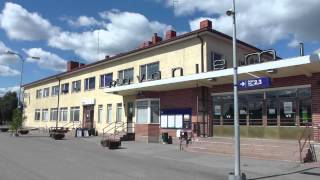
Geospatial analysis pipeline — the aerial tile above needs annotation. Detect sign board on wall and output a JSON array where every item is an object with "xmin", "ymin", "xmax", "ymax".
[
  {"xmin": 238, "ymin": 77, "xmax": 271, "ymax": 90},
  {"xmin": 160, "ymin": 108, "xmax": 192, "ymax": 129},
  {"xmin": 81, "ymin": 98, "xmax": 96, "ymax": 105}
]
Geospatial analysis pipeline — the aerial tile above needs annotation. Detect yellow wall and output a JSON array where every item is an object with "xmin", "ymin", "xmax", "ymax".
[{"xmin": 23, "ymin": 34, "xmax": 257, "ymax": 133}]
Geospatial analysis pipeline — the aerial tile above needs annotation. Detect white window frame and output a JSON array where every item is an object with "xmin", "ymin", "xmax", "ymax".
[
  {"xmin": 42, "ymin": 109, "xmax": 49, "ymax": 121},
  {"xmin": 135, "ymin": 98, "xmax": 160, "ymax": 124},
  {"xmin": 59, "ymin": 107, "xmax": 68, "ymax": 122},
  {"xmin": 106, "ymin": 104, "xmax": 112, "ymax": 123},
  {"xmin": 72, "ymin": 80, "xmax": 81, "ymax": 93},
  {"xmin": 98, "ymin": 105, "xmax": 103, "ymax": 123},
  {"xmin": 50, "ymin": 108, "xmax": 58, "ymax": 121},
  {"xmin": 140, "ymin": 62, "xmax": 159, "ymax": 81},
  {"xmin": 51, "ymin": 85, "xmax": 59, "ymax": 96},
  {"xmin": 34, "ymin": 109, "xmax": 41, "ymax": 121},
  {"xmin": 61, "ymin": 83, "xmax": 69, "ymax": 94},
  {"xmin": 118, "ymin": 68, "xmax": 134, "ymax": 83},
  {"xmin": 43, "ymin": 88, "xmax": 49, "ymax": 98},
  {"xmin": 70, "ymin": 106, "xmax": 80, "ymax": 122},
  {"xmin": 36, "ymin": 89, "xmax": 42, "ymax": 99},
  {"xmin": 116, "ymin": 103, "xmax": 122, "ymax": 122}
]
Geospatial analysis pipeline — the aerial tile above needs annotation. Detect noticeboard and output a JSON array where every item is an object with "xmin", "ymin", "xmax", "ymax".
[{"xmin": 160, "ymin": 108, "xmax": 192, "ymax": 129}]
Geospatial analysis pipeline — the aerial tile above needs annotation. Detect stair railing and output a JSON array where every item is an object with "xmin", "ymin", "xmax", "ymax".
[
  {"xmin": 298, "ymin": 122, "xmax": 312, "ymax": 163},
  {"xmin": 112, "ymin": 122, "xmax": 127, "ymax": 140},
  {"xmin": 102, "ymin": 122, "xmax": 117, "ymax": 140}
]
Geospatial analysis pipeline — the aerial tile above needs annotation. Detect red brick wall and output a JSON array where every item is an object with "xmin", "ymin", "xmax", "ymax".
[
  {"xmin": 135, "ymin": 124, "xmax": 160, "ymax": 137},
  {"xmin": 311, "ymin": 73, "xmax": 320, "ymax": 141}
]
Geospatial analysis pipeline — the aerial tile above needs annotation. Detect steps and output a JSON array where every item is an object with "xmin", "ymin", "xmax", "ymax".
[{"xmin": 185, "ymin": 137, "xmax": 309, "ymax": 162}]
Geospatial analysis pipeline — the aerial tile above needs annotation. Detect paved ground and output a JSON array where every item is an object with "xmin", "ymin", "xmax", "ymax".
[{"xmin": 0, "ymin": 131, "xmax": 319, "ymax": 180}]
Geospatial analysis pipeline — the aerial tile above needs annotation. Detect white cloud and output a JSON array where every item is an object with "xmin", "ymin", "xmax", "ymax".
[
  {"xmin": 64, "ymin": 15, "xmax": 101, "ymax": 28},
  {"xmin": 0, "ymin": 65, "xmax": 20, "ymax": 76},
  {"xmin": 0, "ymin": 2, "xmax": 60, "ymax": 41},
  {"xmin": 314, "ymin": 48, "xmax": 320, "ymax": 54},
  {"xmin": 0, "ymin": 41, "xmax": 19, "ymax": 65},
  {"xmin": 167, "ymin": 0, "xmax": 320, "ymax": 46},
  {"xmin": 49, "ymin": 10, "xmax": 171, "ymax": 62},
  {"xmin": 0, "ymin": 86, "xmax": 19, "ymax": 97},
  {"xmin": 24, "ymin": 48, "xmax": 67, "ymax": 72}
]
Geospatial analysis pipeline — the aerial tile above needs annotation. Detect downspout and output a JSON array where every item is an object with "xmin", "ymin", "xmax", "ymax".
[
  {"xmin": 55, "ymin": 77, "xmax": 61, "ymax": 132},
  {"xmin": 196, "ymin": 33, "xmax": 205, "ymax": 73}
]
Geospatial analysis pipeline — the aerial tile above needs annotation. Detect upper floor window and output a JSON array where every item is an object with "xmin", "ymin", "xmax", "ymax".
[
  {"xmin": 61, "ymin": 83, "xmax": 69, "ymax": 94},
  {"xmin": 50, "ymin": 108, "xmax": 58, "ymax": 121},
  {"xmin": 51, "ymin": 85, "xmax": 59, "ymax": 96},
  {"xmin": 72, "ymin": 80, "xmax": 81, "ymax": 93},
  {"xmin": 140, "ymin": 62, "xmax": 160, "ymax": 81},
  {"xmin": 84, "ymin": 77, "xmax": 95, "ymax": 90},
  {"xmin": 36, "ymin": 89, "xmax": 42, "ymax": 99},
  {"xmin": 43, "ymin": 88, "xmax": 49, "ymax": 98},
  {"xmin": 210, "ymin": 52, "xmax": 224, "ymax": 71},
  {"xmin": 118, "ymin": 68, "xmax": 134, "ymax": 84},
  {"xmin": 100, "ymin": 73, "xmax": 113, "ymax": 88}
]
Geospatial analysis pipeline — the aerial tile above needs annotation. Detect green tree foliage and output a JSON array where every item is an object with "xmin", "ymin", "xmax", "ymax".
[
  {"xmin": 10, "ymin": 108, "xmax": 24, "ymax": 134},
  {"xmin": 0, "ymin": 92, "xmax": 18, "ymax": 125}
]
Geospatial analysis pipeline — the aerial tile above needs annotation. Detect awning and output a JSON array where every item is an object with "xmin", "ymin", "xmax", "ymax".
[{"xmin": 105, "ymin": 53, "xmax": 320, "ymax": 95}]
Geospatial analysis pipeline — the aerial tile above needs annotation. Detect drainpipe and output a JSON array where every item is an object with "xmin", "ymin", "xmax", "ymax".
[
  {"xmin": 196, "ymin": 33, "xmax": 205, "ymax": 73},
  {"xmin": 55, "ymin": 77, "xmax": 61, "ymax": 133}
]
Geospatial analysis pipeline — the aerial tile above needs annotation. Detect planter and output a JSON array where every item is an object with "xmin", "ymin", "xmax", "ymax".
[
  {"xmin": 52, "ymin": 133, "xmax": 65, "ymax": 140},
  {"xmin": 100, "ymin": 139, "xmax": 121, "ymax": 149},
  {"xmin": 19, "ymin": 129, "xmax": 29, "ymax": 135},
  {"xmin": 0, "ymin": 128, "xmax": 9, "ymax": 132}
]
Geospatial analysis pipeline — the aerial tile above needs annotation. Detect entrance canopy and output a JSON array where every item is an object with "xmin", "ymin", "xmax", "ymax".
[{"xmin": 105, "ymin": 53, "xmax": 320, "ymax": 96}]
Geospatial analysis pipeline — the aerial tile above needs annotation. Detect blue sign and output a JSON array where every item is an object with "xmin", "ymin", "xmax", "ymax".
[{"xmin": 238, "ymin": 77, "xmax": 271, "ymax": 90}]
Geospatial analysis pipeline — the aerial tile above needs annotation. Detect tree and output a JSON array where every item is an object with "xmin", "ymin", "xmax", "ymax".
[
  {"xmin": 10, "ymin": 108, "xmax": 24, "ymax": 135},
  {"xmin": 0, "ymin": 92, "xmax": 18, "ymax": 125}
]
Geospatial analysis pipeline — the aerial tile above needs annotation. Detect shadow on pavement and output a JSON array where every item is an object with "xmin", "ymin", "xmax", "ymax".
[{"xmin": 249, "ymin": 167, "xmax": 319, "ymax": 180}]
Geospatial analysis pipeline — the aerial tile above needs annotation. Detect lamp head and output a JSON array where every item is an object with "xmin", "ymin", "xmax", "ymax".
[{"xmin": 226, "ymin": 9, "xmax": 234, "ymax": 16}]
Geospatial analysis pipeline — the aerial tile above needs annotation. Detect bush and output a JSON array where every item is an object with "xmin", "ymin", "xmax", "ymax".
[{"xmin": 10, "ymin": 109, "xmax": 24, "ymax": 135}]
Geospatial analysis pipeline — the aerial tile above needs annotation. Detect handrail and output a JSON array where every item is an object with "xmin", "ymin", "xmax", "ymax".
[
  {"xmin": 102, "ymin": 122, "xmax": 127, "ymax": 141},
  {"xmin": 102, "ymin": 122, "xmax": 116, "ymax": 140},
  {"xmin": 298, "ymin": 122, "xmax": 313, "ymax": 163}
]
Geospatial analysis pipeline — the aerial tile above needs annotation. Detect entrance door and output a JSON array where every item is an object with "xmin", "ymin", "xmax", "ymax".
[
  {"xmin": 83, "ymin": 105, "xmax": 94, "ymax": 129},
  {"xmin": 127, "ymin": 102, "xmax": 134, "ymax": 133}
]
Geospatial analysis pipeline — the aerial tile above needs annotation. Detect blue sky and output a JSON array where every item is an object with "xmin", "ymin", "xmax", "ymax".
[{"xmin": 0, "ymin": 0, "xmax": 320, "ymax": 95}]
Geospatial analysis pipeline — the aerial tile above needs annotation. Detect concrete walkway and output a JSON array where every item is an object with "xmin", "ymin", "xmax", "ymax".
[{"xmin": 0, "ymin": 131, "xmax": 319, "ymax": 180}]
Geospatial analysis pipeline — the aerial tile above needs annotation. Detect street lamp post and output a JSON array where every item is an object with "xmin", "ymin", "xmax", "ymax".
[
  {"xmin": 5, "ymin": 51, "xmax": 40, "ymax": 110},
  {"xmin": 226, "ymin": 1, "xmax": 246, "ymax": 180}
]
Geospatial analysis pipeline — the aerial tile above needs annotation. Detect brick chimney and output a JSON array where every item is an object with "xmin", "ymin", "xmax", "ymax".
[
  {"xmin": 200, "ymin": 19, "xmax": 212, "ymax": 29},
  {"xmin": 139, "ymin": 41, "xmax": 152, "ymax": 48},
  {"xmin": 152, "ymin": 33, "xmax": 162, "ymax": 45},
  {"xmin": 67, "ymin": 61, "xmax": 80, "ymax": 71},
  {"xmin": 165, "ymin": 30, "xmax": 177, "ymax": 40}
]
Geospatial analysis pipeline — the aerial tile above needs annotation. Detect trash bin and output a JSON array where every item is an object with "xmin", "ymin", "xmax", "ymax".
[
  {"xmin": 83, "ymin": 128, "xmax": 89, "ymax": 137},
  {"xmin": 162, "ymin": 132, "xmax": 169, "ymax": 144},
  {"xmin": 168, "ymin": 136, "xmax": 173, "ymax": 144},
  {"xmin": 75, "ymin": 128, "xmax": 82, "ymax": 137}
]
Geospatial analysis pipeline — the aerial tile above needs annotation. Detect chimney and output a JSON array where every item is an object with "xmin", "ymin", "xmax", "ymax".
[
  {"xmin": 165, "ymin": 30, "xmax": 177, "ymax": 40},
  {"xmin": 67, "ymin": 61, "xmax": 79, "ymax": 71},
  {"xmin": 152, "ymin": 33, "xmax": 162, "ymax": 45},
  {"xmin": 105, "ymin": 55, "xmax": 110, "ymax": 60},
  {"xmin": 139, "ymin": 41, "xmax": 152, "ymax": 49},
  {"xmin": 200, "ymin": 19, "xmax": 212, "ymax": 29},
  {"xmin": 79, "ymin": 63, "xmax": 85, "ymax": 67}
]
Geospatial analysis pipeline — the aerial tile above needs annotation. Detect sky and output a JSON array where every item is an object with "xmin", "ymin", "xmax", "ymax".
[{"xmin": 0, "ymin": 0, "xmax": 320, "ymax": 96}]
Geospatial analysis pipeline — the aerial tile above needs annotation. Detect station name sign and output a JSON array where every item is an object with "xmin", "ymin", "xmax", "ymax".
[{"xmin": 238, "ymin": 77, "xmax": 271, "ymax": 90}]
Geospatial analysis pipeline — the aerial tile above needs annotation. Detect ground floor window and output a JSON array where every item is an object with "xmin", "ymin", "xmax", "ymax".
[
  {"xmin": 98, "ymin": 105, "xmax": 103, "ymax": 123},
  {"xmin": 136, "ymin": 99, "xmax": 160, "ymax": 124},
  {"xmin": 59, "ymin": 108, "xmax": 68, "ymax": 122},
  {"xmin": 50, "ymin": 108, "xmax": 58, "ymax": 121},
  {"xmin": 34, "ymin": 109, "xmax": 41, "ymax": 121},
  {"xmin": 42, "ymin": 109, "xmax": 49, "ymax": 121},
  {"xmin": 212, "ymin": 86, "xmax": 312, "ymax": 127},
  {"xmin": 116, "ymin": 103, "xmax": 122, "ymax": 122},
  {"xmin": 107, "ymin": 104, "xmax": 112, "ymax": 123},
  {"xmin": 70, "ymin": 107, "xmax": 80, "ymax": 122}
]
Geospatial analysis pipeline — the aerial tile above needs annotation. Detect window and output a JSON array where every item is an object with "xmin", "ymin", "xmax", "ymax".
[
  {"xmin": 36, "ymin": 89, "xmax": 42, "ymax": 99},
  {"xmin": 42, "ymin": 109, "xmax": 49, "ymax": 121},
  {"xmin": 98, "ymin": 105, "xmax": 103, "ymax": 123},
  {"xmin": 118, "ymin": 68, "xmax": 134, "ymax": 84},
  {"xmin": 51, "ymin": 85, "xmax": 59, "ymax": 96},
  {"xmin": 50, "ymin": 108, "xmax": 58, "ymax": 121},
  {"xmin": 136, "ymin": 99, "xmax": 160, "ymax": 124},
  {"xmin": 59, "ymin": 108, "xmax": 68, "ymax": 122},
  {"xmin": 70, "ymin": 107, "xmax": 80, "ymax": 122},
  {"xmin": 140, "ymin": 62, "xmax": 159, "ymax": 81},
  {"xmin": 84, "ymin": 77, "xmax": 95, "ymax": 90},
  {"xmin": 61, "ymin": 83, "xmax": 69, "ymax": 94},
  {"xmin": 116, "ymin": 103, "xmax": 122, "ymax": 122},
  {"xmin": 210, "ymin": 52, "xmax": 224, "ymax": 70},
  {"xmin": 150, "ymin": 100, "xmax": 160, "ymax": 123},
  {"xmin": 107, "ymin": 104, "xmax": 112, "ymax": 123},
  {"xmin": 100, "ymin": 73, "xmax": 113, "ymax": 88},
  {"xmin": 43, "ymin": 88, "xmax": 49, "ymax": 97},
  {"xmin": 34, "ymin": 109, "xmax": 41, "ymax": 121},
  {"xmin": 72, "ymin": 80, "xmax": 81, "ymax": 93}
]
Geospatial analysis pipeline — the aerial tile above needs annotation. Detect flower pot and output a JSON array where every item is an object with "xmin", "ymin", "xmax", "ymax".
[
  {"xmin": 52, "ymin": 133, "xmax": 65, "ymax": 140},
  {"xmin": 19, "ymin": 129, "xmax": 29, "ymax": 135}
]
